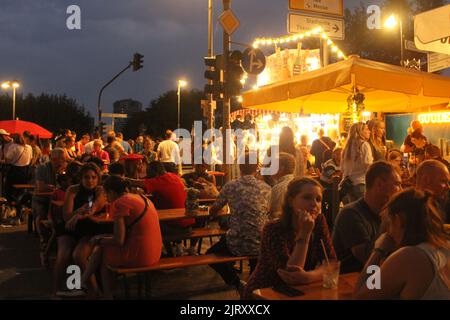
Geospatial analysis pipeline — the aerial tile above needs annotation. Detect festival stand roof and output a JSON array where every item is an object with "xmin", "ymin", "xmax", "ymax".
[{"xmin": 242, "ymin": 55, "xmax": 450, "ymax": 114}]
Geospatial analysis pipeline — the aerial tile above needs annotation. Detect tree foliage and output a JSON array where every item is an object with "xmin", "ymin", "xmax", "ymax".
[
  {"xmin": 123, "ymin": 89, "xmax": 204, "ymax": 139},
  {"xmin": 337, "ymin": 0, "xmax": 448, "ymax": 66},
  {"xmin": 0, "ymin": 93, "xmax": 94, "ymax": 136}
]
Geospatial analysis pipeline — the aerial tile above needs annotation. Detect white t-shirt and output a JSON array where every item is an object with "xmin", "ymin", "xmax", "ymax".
[
  {"xmin": 157, "ymin": 140, "xmax": 181, "ymax": 164},
  {"xmin": 341, "ymin": 141, "xmax": 373, "ymax": 185},
  {"xmin": 83, "ymin": 140, "xmax": 97, "ymax": 154},
  {"xmin": 2, "ymin": 143, "xmax": 33, "ymax": 166}
]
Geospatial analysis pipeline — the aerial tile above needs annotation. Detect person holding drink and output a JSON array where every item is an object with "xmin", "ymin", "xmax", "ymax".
[
  {"xmin": 243, "ymin": 177, "xmax": 335, "ymax": 299},
  {"xmin": 353, "ymin": 188, "xmax": 450, "ymax": 299}
]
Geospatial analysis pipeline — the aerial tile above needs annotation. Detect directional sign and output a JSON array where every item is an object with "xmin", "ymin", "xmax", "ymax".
[
  {"xmin": 415, "ymin": 36, "xmax": 450, "ymax": 55},
  {"xmin": 241, "ymin": 48, "xmax": 266, "ymax": 75},
  {"xmin": 414, "ymin": 4, "xmax": 450, "ymax": 44},
  {"xmin": 289, "ymin": 0, "xmax": 344, "ymax": 17},
  {"xmin": 218, "ymin": 9, "xmax": 240, "ymax": 35},
  {"xmin": 288, "ymin": 12, "xmax": 344, "ymax": 40},
  {"xmin": 428, "ymin": 52, "xmax": 450, "ymax": 73}
]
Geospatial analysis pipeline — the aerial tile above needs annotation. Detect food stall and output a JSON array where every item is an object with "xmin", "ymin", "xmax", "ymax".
[{"xmin": 241, "ymin": 55, "xmax": 450, "ymax": 148}]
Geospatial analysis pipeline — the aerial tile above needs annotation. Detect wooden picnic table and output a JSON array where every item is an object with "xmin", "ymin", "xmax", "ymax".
[
  {"xmin": 12, "ymin": 184, "xmax": 35, "ymax": 189},
  {"xmin": 91, "ymin": 206, "xmax": 229, "ymax": 224},
  {"xmin": 252, "ymin": 272, "xmax": 359, "ymax": 300}
]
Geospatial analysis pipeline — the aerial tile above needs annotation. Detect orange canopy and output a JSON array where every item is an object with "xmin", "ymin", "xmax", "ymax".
[{"xmin": 242, "ymin": 56, "xmax": 450, "ymax": 114}]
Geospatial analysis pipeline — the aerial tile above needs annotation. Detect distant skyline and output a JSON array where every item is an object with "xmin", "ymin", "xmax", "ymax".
[{"xmin": 0, "ymin": 0, "xmax": 448, "ymax": 118}]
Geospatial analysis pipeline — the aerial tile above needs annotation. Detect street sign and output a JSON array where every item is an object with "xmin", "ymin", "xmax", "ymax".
[
  {"xmin": 241, "ymin": 48, "xmax": 266, "ymax": 75},
  {"xmin": 289, "ymin": 0, "xmax": 344, "ymax": 17},
  {"xmin": 415, "ymin": 36, "xmax": 450, "ymax": 56},
  {"xmin": 102, "ymin": 113, "xmax": 128, "ymax": 118},
  {"xmin": 428, "ymin": 52, "xmax": 450, "ymax": 73},
  {"xmin": 404, "ymin": 40, "xmax": 428, "ymax": 53},
  {"xmin": 414, "ymin": 4, "xmax": 450, "ymax": 44},
  {"xmin": 218, "ymin": 9, "xmax": 240, "ymax": 35},
  {"xmin": 414, "ymin": 4, "xmax": 450, "ymax": 55},
  {"xmin": 288, "ymin": 12, "xmax": 344, "ymax": 40}
]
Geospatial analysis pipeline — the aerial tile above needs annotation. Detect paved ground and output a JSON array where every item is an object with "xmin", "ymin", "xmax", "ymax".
[{"xmin": 0, "ymin": 222, "xmax": 246, "ymax": 300}]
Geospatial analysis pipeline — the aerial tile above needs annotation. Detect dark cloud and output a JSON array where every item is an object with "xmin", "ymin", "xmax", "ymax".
[{"xmin": 0, "ymin": 0, "xmax": 447, "ymax": 118}]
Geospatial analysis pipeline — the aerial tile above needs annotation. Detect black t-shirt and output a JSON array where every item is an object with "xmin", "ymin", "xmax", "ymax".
[
  {"xmin": 403, "ymin": 134, "xmax": 413, "ymax": 149},
  {"xmin": 332, "ymin": 198, "xmax": 381, "ymax": 274},
  {"xmin": 310, "ymin": 136, "xmax": 336, "ymax": 169}
]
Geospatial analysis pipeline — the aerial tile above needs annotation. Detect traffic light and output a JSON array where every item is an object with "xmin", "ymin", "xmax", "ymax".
[
  {"xmin": 98, "ymin": 121, "xmax": 106, "ymax": 135},
  {"xmin": 132, "ymin": 53, "xmax": 144, "ymax": 71},
  {"xmin": 226, "ymin": 50, "xmax": 244, "ymax": 97},
  {"xmin": 204, "ymin": 54, "xmax": 224, "ymax": 100}
]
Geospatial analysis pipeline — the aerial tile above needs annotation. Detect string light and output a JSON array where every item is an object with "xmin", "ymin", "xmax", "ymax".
[{"xmin": 253, "ymin": 28, "xmax": 348, "ymax": 61}]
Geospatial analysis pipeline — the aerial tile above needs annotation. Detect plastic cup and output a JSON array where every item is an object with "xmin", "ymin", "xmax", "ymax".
[{"xmin": 322, "ymin": 259, "xmax": 341, "ymax": 289}]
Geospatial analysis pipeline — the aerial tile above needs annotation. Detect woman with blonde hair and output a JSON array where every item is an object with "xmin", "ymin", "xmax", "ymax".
[
  {"xmin": 354, "ymin": 188, "xmax": 450, "ymax": 299},
  {"xmin": 340, "ymin": 122, "xmax": 373, "ymax": 204},
  {"xmin": 368, "ymin": 119, "xmax": 386, "ymax": 161}
]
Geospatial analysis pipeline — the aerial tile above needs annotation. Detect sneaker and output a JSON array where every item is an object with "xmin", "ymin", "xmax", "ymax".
[{"xmin": 56, "ymin": 287, "xmax": 87, "ymax": 298}]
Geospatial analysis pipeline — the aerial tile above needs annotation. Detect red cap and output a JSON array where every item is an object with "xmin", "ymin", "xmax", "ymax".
[{"xmin": 121, "ymin": 154, "xmax": 144, "ymax": 161}]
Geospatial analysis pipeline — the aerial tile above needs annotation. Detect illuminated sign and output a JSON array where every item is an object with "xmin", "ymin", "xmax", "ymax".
[{"xmin": 418, "ymin": 112, "xmax": 450, "ymax": 124}]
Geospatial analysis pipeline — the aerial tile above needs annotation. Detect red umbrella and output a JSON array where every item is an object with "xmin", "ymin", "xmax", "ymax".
[{"xmin": 0, "ymin": 120, "xmax": 53, "ymax": 139}]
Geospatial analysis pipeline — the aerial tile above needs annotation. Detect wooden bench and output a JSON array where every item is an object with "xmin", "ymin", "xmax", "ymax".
[
  {"xmin": 163, "ymin": 227, "xmax": 227, "ymax": 254},
  {"xmin": 108, "ymin": 254, "xmax": 254, "ymax": 299}
]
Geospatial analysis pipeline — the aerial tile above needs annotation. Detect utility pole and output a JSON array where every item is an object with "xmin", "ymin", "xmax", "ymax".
[
  {"xmin": 208, "ymin": 0, "xmax": 214, "ymax": 133},
  {"xmin": 222, "ymin": 0, "xmax": 231, "ymax": 183},
  {"xmin": 207, "ymin": 0, "xmax": 215, "ymax": 171}
]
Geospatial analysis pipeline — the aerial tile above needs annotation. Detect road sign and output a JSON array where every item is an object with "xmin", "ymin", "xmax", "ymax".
[
  {"xmin": 415, "ymin": 36, "xmax": 450, "ymax": 56},
  {"xmin": 414, "ymin": 4, "xmax": 450, "ymax": 44},
  {"xmin": 241, "ymin": 48, "xmax": 266, "ymax": 75},
  {"xmin": 289, "ymin": 0, "xmax": 343, "ymax": 17},
  {"xmin": 288, "ymin": 12, "xmax": 344, "ymax": 40},
  {"xmin": 404, "ymin": 40, "xmax": 428, "ymax": 53},
  {"xmin": 102, "ymin": 113, "xmax": 128, "ymax": 118},
  {"xmin": 218, "ymin": 9, "xmax": 240, "ymax": 35},
  {"xmin": 428, "ymin": 52, "xmax": 450, "ymax": 73}
]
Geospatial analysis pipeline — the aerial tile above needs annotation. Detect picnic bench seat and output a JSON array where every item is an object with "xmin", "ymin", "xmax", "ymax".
[{"xmin": 108, "ymin": 253, "xmax": 255, "ymax": 299}]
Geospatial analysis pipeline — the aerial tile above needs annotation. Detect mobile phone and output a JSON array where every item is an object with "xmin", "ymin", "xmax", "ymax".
[{"xmin": 272, "ymin": 284, "xmax": 305, "ymax": 297}]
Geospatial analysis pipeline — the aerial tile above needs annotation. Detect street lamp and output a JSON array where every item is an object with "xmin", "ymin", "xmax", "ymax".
[
  {"xmin": 177, "ymin": 79, "xmax": 187, "ymax": 129},
  {"xmin": 1, "ymin": 80, "xmax": 20, "ymax": 120},
  {"xmin": 384, "ymin": 14, "xmax": 404, "ymax": 66}
]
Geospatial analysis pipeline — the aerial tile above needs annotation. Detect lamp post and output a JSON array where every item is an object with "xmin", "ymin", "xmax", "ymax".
[
  {"xmin": 1, "ymin": 80, "xmax": 20, "ymax": 120},
  {"xmin": 177, "ymin": 79, "xmax": 187, "ymax": 129},
  {"xmin": 384, "ymin": 14, "xmax": 404, "ymax": 66}
]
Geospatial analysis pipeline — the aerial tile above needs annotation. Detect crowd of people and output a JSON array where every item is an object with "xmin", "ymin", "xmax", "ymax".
[{"xmin": 0, "ymin": 116, "xmax": 448, "ymax": 300}]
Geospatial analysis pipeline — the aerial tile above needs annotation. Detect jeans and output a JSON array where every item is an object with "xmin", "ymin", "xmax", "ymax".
[{"xmin": 206, "ymin": 236, "xmax": 257, "ymax": 287}]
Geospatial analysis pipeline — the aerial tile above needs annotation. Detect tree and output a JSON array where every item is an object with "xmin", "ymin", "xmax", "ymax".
[
  {"xmin": 413, "ymin": 0, "xmax": 448, "ymax": 14},
  {"xmin": 123, "ymin": 89, "xmax": 204, "ymax": 139},
  {"xmin": 0, "ymin": 92, "xmax": 94, "ymax": 136}
]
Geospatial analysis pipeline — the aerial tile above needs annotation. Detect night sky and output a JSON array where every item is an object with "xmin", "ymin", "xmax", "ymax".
[{"xmin": 1, "ymin": 0, "xmax": 448, "ymax": 118}]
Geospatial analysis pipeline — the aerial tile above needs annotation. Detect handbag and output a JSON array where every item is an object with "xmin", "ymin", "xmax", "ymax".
[{"xmin": 339, "ymin": 176, "xmax": 353, "ymax": 198}]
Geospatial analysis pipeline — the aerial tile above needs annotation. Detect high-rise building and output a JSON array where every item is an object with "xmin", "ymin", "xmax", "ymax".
[{"xmin": 112, "ymin": 99, "xmax": 143, "ymax": 132}]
